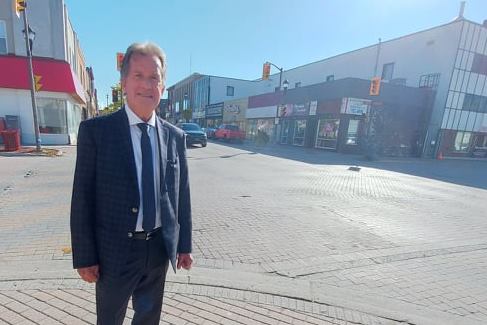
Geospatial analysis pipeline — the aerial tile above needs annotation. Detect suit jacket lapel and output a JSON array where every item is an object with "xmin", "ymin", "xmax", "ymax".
[
  {"xmin": 117, "ymin": 108, "xmax": 139, "ymax": 195},
  {"xmin": 156, "ymin": 117, "xmax": 168, "ymax": 192}
]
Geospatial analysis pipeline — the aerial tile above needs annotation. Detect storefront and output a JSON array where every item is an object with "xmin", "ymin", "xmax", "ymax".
[
  {"xmin": 246, "ymin": 92, "xmax": 282, "ymax": 142},
  {"xmin": 0, "ymin": 56, "xmax": 86, "ymax": 145},
  {"xmin": 277, "ymin": 102, "xmax": 311, "ymax": 146},
  {"xmin": 438, "ymin": 130, "xmax": 487, "ymax": 159},
  {"xmin": 205, "ymin": 102, "xmax": 223, "ymax": 128},
  {"xmin": 223, "ymin": 98, "xmax": 247, "ymax": 131}
]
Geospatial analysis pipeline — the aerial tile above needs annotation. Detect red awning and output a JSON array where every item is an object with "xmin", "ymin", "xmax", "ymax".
[{"xmin": 0, "ymin": 55, "xmax": 86, "ymax": 104}]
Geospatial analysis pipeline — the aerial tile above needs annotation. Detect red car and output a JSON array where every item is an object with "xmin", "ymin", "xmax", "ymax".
[{"xmin": 214, "ymin": 124, "xmax": 245, "ymax": 143}]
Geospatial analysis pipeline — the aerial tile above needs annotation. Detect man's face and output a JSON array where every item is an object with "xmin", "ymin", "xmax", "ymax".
[{"xmin": 122, "ymin": 53, "xmax": 165, "ymax": 117}]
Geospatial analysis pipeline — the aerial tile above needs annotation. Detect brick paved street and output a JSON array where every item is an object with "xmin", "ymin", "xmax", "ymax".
[{"xmin": 0, "ymin": 142, "xmax": 486, "ymax": 324}]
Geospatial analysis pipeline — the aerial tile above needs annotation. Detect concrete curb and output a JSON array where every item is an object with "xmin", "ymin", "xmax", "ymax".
[
  {"xmin": 0, "ymin": 263, "xmax": 482, "ymax": 325},
  {"xmin": 166, "ymin": 268, "xmax": 483, "ymax": 325}
]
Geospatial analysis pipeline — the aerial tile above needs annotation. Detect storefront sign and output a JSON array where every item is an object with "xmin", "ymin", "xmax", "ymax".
[
  {"xmin": 206, "ymin": 102, "xmax": 224, "ymax": 117},
  {"xmin": 224, "ymin": 104, "xmax": 240, "ymax": 114},
  {"xmin": 340, "ymin": 98, "xmax": 371, "ymax": 116},
  {"xmin": 294, "ymin": 103, "xmax": 307, "ymax": 115},
  {"xmin": 309, "ymin": 101, "xmax": 317, "ymax": 116},
  {"xmin": 278, "ymin": 103, "xmax": 309, "ymax": 117},
  {"xmin": 192, "ymin": 109, "xmax": 205, "ymax": 119}
]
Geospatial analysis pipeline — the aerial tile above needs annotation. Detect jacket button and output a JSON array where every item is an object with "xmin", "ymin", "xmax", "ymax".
[
  {"xmin": 131, "ymin": 207, "xmax": 138, "ymax": 214},
  {"xmin": 128, "ymin": 232, "xmax": 133, "ymax": 238}
]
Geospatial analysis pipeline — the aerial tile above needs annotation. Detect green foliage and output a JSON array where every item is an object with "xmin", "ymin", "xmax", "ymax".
[{"xmin": 99, "ymin": 83, "xmax": 122, "ymax": 115}]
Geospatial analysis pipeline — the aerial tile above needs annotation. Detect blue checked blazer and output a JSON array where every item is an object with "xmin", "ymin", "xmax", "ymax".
[{"xmin": 70, "ymin": 108, "xmax": 192, "ymax": 275}]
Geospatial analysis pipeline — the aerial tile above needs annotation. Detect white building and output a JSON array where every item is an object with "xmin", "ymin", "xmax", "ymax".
[
  {"xmin": 264, "ymin": 16, "xmax": 487, "ymax": 157},
  {"xmin": 0, "ymin": 0, "xmax": 92, "ymax": 145}
]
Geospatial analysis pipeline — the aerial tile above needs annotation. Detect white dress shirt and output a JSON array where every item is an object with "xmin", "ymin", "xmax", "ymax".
[{"xmin": 125, "ymin": 105, "xmax": 161, "ymax": 231}]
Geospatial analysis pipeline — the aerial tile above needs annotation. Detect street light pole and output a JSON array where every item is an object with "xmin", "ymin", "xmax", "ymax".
[
  {"xmin": 21, "ymin": 10, "xmax": 41, "ymax": 151},
  {"xmin": 265, "ymin": 61, "xmax": 283, "ymax": 90}
]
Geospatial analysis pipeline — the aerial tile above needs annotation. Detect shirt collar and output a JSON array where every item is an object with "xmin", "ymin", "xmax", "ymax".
[{"xmin": 125, "ymin": 104, "xmax": 156, "ymax": 128}]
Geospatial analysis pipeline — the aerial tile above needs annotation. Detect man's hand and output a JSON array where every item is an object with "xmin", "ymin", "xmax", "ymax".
[
  {"xmin": 177, "ymin": 253, "xmax": 193, "ymax": 270},
  {"xmin": 77, "ymin": 265, "xmax": 99, "ymax": 283}
]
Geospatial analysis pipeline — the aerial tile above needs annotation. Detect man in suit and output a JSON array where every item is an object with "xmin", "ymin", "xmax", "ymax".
[{"xmin": 70, "ymin": 42, "xmax": 193, "ymax": 325}]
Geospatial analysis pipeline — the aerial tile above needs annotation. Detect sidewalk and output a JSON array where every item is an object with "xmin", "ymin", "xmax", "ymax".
[{"xmin": 1, "ymin": 145, "xmax": 486, "ymax": 324}]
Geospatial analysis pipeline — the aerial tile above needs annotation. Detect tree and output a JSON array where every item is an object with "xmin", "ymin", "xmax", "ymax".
[{"xmin": 100, "ymin": 83, "xmax": 122, "ymax": 116}]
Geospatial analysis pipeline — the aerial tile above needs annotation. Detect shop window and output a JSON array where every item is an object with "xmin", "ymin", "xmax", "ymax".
[
  {"xmin": 316, "ymin": 119, "xmax": 340, "ymax": 149},
  {"xmin": 346, "ymin": 120, "xmax": 360, "ymax": 145},
  {"xmin": 454, "ymin": 131, "xmax": 471, "ymax": 152},
  {"xmin": 293, "ymin": 120, "xmax": 307, "ymax": 146},
  {"xmin": 0, "ymin": 21, "xmax": 7, "ymax": 54},
  {"xmin": 246, "ymin": 119, "xmax": 257, "ymax": 140},
  {"xmin": 381, "ymin": 62, "xmax": 395, "ymax": 80},
  {"xmin": 37, "ymin": 98, "xmax": 68, "ymax": 134},
  {"xmin": 280, "ymin": 120, "xmax": 290, "ymax": 144},
  {"xmin": 226, "ymin": 86, "xmax": 234, "ymax": 96},
  {"xmin": 475, "ymin": 134, "xmax": 487, "ymax": 148}
]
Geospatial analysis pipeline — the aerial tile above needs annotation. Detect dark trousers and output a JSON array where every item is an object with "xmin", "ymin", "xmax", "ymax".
[{"xmin": 96, "ymin": 231, "xmax": 169, "ymax": 325}]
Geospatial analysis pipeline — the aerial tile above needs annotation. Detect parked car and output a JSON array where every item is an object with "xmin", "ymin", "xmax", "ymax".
[
  {"xmin": 203, "ymin": 127, "xmax": 217, "ymax": 139},
  {"xmin": 176, "ymin": 123, "xmax": 207, "ymax": 147},
  {"xmin": 214, "ymin": 124, "xmax": 245, "ymax": 143}
]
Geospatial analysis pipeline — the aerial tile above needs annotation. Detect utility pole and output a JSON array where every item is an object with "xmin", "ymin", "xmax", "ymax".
[{"xmin": 21, "ymin": 3, "xmax": 41, "ymax": 151}]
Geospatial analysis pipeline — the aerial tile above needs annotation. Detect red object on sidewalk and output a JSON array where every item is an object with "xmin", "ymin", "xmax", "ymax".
[{"xmin": 1, "ymin": 129, "xmax": 21, "ymax": 151}]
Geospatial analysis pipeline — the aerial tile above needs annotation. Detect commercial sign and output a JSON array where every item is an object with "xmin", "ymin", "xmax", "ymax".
[
  {"xmin": 278, "ymin": 103, "xmax": 309, "ymax": 117},
  {"xmin": 224, "ymin": 104, "xmax": 240, "ymax": 114},
  {"xmin": 192, "ymin": 109, "xmax": 205, "ymax": 119},
  {"xmin": 340, "ymin": 98, "xmax": 371, "ymax": 116},
  {"xmin": 206, "ymin": 102, "xmax": 224, "ymax": 117}
]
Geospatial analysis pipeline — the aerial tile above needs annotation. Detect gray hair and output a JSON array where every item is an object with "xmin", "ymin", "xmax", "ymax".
[{"xmin": 120, "ymin": 42, "xmax": 167, "ymax": 85}]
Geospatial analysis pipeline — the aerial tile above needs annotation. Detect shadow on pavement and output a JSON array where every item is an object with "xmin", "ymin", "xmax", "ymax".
[{"xmin": 209, "ymin": 140, "xmax": 487, "ymax": 190}]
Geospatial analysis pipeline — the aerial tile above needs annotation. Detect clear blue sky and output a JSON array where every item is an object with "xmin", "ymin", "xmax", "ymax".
[{"xmin": 64, "ymin": 0, "xmax": 487, "ymax": 107}]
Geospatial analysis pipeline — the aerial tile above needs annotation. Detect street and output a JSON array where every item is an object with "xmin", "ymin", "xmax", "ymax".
[{"xmin": 1, "ymin": 142, "xmax": 487, "ymax": 324}]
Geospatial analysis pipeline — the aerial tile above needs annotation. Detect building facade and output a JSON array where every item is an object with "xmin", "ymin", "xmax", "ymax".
[
  {"xmin": 248, "ymin": 78, "xmax": 433, "ymax": 156},
  {"xmin": 261, "ymin": 18, "xmax": 487, "ymax": 158},
  {"xmin": 0, "ymin": 0, "xmax": 95, "ymax": 145}
]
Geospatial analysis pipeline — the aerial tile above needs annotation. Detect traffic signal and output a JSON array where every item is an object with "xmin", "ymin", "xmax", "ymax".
[
  {"xmin": 116, "ymin": 52, "xmax": 124, "ymax": 71},
  {"xmin": 369, "ymin": 76, "xmax": 381, "ymax": 96},
  {"xmin": 262, "ymin": 62, "xmax": 271, "ymax": 80},
  {"xmin": 14, "ymin": 0, "xmax": 26, "ymax": 18},
  {"xmin": 34, "ymin": 75, "xmax": 42, "ymax": 92},
  {"xmin": 112, "ymin": 88, "xmax": 119, "ymax": 103}
]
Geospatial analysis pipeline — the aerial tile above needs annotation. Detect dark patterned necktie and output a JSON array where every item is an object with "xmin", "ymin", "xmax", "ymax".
[{"xmin": 137, "ymin": 123, "xmax": 156, "ymax": 231}]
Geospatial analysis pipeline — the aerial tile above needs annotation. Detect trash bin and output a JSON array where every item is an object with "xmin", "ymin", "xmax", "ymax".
[{"xmin": 1, "ymin": 129, "xmax": 21, "ymax": 152}]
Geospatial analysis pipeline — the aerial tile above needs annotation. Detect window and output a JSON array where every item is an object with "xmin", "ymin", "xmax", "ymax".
[
  {"xmin": 0, "ymin": 21, "xmax": 7, "ymax": 54},
  {"xmin": 419, "ymin": 73, "xmax": 440, "ymax": 89},
  {"xmin": 37, "ymin": 98, "xmax": 68, "ymax": 134},
  {"xmin": 463, "ymin": 94, "xmax": 487, "ymax": 113},
  {"xmin": 472, "ymin": 53, "xmax": 487, "ymax": 76},
  {"xmin": 280, "ymin": 120, "xmax": 290, "ymax": 144},
  {"xmin": 316, "ymin": 119, "xmax": 340, "ymax": 149},
  {"xmin": 326, "ymin": 75, "xmax": 334, "ymax": 82},
  {"xmin": 295, "ymin": 82, "xmax": 301, "ymax": 88},
  {"xmin": 454, "ymin": 131, "xmax": 471, "ymax": 152},
  {"xmin": 381, "ymin": 62, "xmax": 395, "ymax": 80},
  {"xmin": 293, "ymin": 120, "xmax": 307, "ymax": 146},
  {"xmin": 226, "ymin": 86, "xmax": 234, "ymax": 96},
  {"xmin": 346, "ymin": 119, "xmax": 360, "ymax": 145}
]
